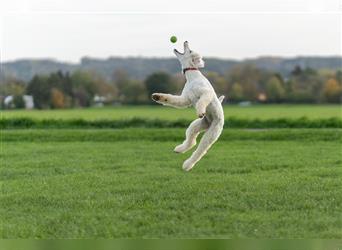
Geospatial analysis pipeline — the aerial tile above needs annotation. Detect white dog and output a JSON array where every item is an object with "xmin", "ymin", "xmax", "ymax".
[{"xmin": 152, "ymin": 41, "xmax": 224, "ymax": 171}]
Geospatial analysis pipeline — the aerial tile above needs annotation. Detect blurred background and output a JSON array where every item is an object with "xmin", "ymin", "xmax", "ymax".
[{"xmin": 0, "ymin": 0, "xmax": 341, "ymax": 110}]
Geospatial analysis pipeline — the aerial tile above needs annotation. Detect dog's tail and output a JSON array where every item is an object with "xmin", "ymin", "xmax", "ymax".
[{"xmin": 218, "ymin": 95, "xmax": 225, "ymax": 103}]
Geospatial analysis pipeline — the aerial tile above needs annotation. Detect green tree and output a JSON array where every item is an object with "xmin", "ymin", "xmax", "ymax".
[
  {"xmin": 335, "ymin": 70, "xmax": 342, "ymax": 84},
  {"xmin": 291, "ymin": 65, "xmax": 303, "ymax": 76},
  {"xmin": 26, "ymin": 75, "xmax": 51, "ymax": 109},
  {"xmin": 226, "ymin": 64, "xmax": 265, "ymax": 101},
  {"xmin": 265, "ymin": 76, "xmax": 286, "ymax": 102},
  {"xmin": 112, "ymin": 69, "xmax": 129, "ymax": 90},
  {"xmin": 206, "ymin": 71, "xmax": 228, "ymax": 96},
  {"xmin": 119, "ymin": 80, "xmax": 147, "ymax": 104},
  {"xmin": 322, "ymin": 78, "xmax": 342, "ymax": 103},
  {"xmin": 92, "ymin": 73, "xmax": 118, "ymax": 104},
  {"xmin": 112, "ymin": 69, "xmax": 132, "ymax": 103},
  {"xmin": 287, "ymin": 67, "xmax": 322, "ymax": 103},
  {"xmin": 12, "ymin": 95, "xmax": 25, "ymax": 109},
  {"xmin": 229, "ymin": 82, "xmax": 244, "ymax": 102},
  {"xmin": 0, "ymin": 78, "xmax": 25, "ymax": 96},
  {"xmin": 48, "ymin": 71, "xmax": 73, "ymax": 97},
  {"xmin": 144, "ymin": 72, "xmax": 174, "ymax": 101},
  {"xmin": 46, "ymin": 71, "xmax": 73, "ymax": 108},
  {"xmin": 171, "ymin": 73, "xmax": 186, "ymax": 94},
  {"xmin": 71, "ymin": 71, "xmax": 97, "ymax": 107}
]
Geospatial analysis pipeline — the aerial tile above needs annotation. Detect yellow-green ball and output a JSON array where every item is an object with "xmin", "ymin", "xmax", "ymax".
[{"xmin": 170, "ymin": 36, "xmax": 177, "ymax": 43}]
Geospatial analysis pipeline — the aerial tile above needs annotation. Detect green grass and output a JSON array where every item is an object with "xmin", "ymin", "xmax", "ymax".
[
  {"xmin": 1, "ymin": 128, "xmax": 341, "ymax": 238},
  {"xmin": 1, "ymin": 105, "xmax": 341, "ymax": 129},
  {"xmin": 2, "ymin": 104, "xmax": 341, "ymax": 121}
]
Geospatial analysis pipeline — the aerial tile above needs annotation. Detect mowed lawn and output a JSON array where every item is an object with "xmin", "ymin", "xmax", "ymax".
[
  {"xmin": 2, "ymin": 104, "xmax": 341, "ymax": 121},
  {"xmin": 1, "ymin": 129, "xmax": 341, "ymax": 238}
]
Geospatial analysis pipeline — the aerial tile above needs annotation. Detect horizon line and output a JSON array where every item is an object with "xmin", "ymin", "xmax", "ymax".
[{"xmin": 2, "ymin": 54, "xmax": 341, "ymax": 64}]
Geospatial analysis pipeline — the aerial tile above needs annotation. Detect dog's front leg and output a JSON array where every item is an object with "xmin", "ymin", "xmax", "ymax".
[
  {"xmin": 195, "ymin": 92, "xmax": 214, "ymax": 118},
  {"xmin": 152, "ymin": 93, "xmax": 190, "ymax": 109}
]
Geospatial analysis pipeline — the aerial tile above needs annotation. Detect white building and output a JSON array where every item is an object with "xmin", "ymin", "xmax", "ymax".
[{"xmin": 3, "ymin": 95, "xmax": 34, "ymax": 109}]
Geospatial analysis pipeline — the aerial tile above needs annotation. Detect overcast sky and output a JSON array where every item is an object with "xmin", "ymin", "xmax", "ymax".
[{"xmin": 1, "ymin": 0, "xmax": 341, "ymax": 62}]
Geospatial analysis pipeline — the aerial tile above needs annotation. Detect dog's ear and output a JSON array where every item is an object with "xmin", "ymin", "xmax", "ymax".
[{"xmin": 191, "ymin": 53, "xmax": 205, "ymax": 68}]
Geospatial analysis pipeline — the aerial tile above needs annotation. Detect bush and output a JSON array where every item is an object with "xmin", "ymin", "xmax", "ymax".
[{"xmin": 1, "ymin": 117, "xmax": 341, "ymax": 129}]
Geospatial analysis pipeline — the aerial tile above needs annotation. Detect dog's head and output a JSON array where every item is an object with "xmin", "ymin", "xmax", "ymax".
[{"xmin": 174, "ymin": 41, "xmax": 205, "ymax": 70}]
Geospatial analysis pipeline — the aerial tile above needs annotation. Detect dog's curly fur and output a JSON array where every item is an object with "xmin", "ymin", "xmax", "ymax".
[{"xmin": 152, "ymin": 41, "xmax": 224, "ymax": 171}]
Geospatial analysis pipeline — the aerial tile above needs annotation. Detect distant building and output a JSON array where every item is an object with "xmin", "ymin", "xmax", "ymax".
[
  {"xmin": 4, "ymin": 96, "xmax": 14, "ymax": 107},
  {"xmin": 3, "ymin": 95, "xmax": 34, "ymax": 109},
  {"xmin": 23, "ymin": 95, "xmax": 34, "ymax": 109},
  {"xmin": 93, "ymin": 94, "xmax": 106, "ymax": 107},
  {"xmin": 239, "ymin": 101, "xmax": 251, "ymax": 107}
]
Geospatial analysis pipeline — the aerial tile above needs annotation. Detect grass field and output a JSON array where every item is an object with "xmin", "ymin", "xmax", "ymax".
[
  {"xmin": 1, "ymin": 128, "xmax": 341, "ymax": 238},
  {"xmin": 2, "ymin": 104, "xmax": 341, "ymax": 121}
]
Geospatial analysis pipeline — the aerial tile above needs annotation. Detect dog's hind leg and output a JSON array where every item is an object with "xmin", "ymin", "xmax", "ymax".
[
  {"xmin": 174, "ymin": 118, "xmax": 209, "ymax": 153},
  {"xmin": 182, "ymin": 119, "xmax": 224, "ymax": 171}
]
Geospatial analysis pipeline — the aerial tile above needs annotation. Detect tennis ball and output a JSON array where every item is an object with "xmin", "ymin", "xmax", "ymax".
[{"xmin": 170, "ymin": 36, "xmax": 177, "ymax": 43}]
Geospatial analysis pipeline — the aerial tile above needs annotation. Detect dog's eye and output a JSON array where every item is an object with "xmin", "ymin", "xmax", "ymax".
[{"xmin": 190, "ymin": 50, "xmax": 192, "ymax": 53}]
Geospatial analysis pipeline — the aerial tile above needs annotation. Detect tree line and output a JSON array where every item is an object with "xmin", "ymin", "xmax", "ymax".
[{"xmin": 1, "ymin": 64, "xmax": 341, "ymax": 109}]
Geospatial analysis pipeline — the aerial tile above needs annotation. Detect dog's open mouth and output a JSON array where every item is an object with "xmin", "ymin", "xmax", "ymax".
[
  {"xmin": 174, "ymin": 49, "xmax": 184, "ymax": 55},
  {"xmin": 174, "ymin": 41, "xmax": 189, "ymax": 56}
]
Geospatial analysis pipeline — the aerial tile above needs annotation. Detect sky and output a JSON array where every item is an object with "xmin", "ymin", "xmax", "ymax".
[{"xmin": 0, "ymin": 0, "xmax": 341, "ymax": 62}]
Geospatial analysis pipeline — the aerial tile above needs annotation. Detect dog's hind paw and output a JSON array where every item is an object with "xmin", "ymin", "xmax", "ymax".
[
  {"xmin": 197, "ymin": 112, "xmax": 206, "ymax": 118},
  {"xmin": 174, "ymin": 144, "xmax": 187, "ymax": 153},
  {"xmin": 182, "ymin": 159, "xmax": 195, "ymax": 171},
  {"xmin": 174, "ymin": 141, "xmax": 196, "ymax": 154}
]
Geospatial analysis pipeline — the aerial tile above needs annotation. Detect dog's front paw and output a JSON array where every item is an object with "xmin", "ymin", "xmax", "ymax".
[
  {"xmin": 152, "ymin": 93, "xmax": 167, "ymax": 103},
  {"xmin": 151, "ymin": 93, "xmax": 161, "ymax": 101}
]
